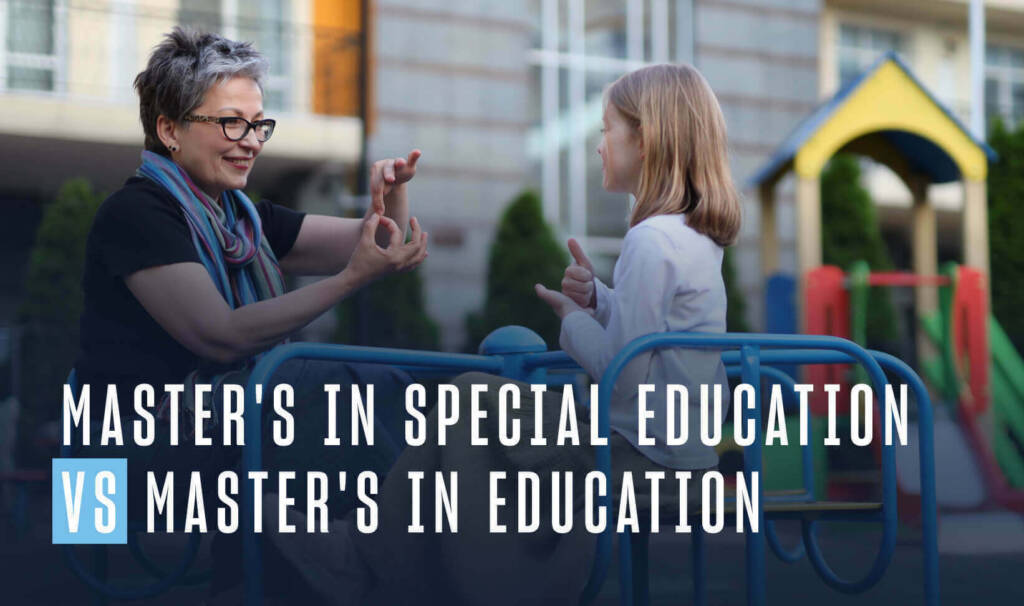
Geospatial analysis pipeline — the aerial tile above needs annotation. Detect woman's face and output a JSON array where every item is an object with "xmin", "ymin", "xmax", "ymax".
[
  {"xmin": 168, "ymin": 76, "xmax": 265, "ymax": 200},
  {"xmin": 597, "ymin": 104, "xmax": 642, "ymax": 195}
]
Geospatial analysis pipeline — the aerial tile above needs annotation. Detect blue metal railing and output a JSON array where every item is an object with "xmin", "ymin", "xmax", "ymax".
[{"xmin": 62, "ymin": 329, "xmax": 939, "ymax": 606}]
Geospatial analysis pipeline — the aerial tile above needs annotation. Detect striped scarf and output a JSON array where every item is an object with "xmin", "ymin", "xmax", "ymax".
[
  {"xmin": 137, "ymin": 150, "xmax": 285, "ymax": 307},
  {"xmin": 137, "ymin": 150, "xmax": 286, "ymax": 437}
]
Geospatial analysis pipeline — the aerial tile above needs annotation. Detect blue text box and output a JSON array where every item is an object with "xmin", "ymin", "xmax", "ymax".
[{"xmin": 52, "ymin": 458, "xmax": 127, "ymax": 544}]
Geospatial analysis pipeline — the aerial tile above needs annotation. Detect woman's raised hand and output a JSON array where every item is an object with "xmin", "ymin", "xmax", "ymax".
[
  {"xmin": 345, "ymin": 213, "xmax": 428, "ymax": 286},
  {"xmin": 368, "ymin": 149, "xmax": 421, "ymax": 215},
  {"xmin": 561, "ymin": 238, "xmax": 596, "ymax": 309}
]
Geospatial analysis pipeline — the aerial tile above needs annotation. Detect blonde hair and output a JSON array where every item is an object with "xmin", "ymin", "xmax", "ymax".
[{"xmin": 606, "ymin": 64, "xmax": 741, "ymax": 246}]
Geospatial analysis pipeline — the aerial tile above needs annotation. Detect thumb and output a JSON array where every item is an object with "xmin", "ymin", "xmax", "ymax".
[{"xmin": 567, "ymin": 238, "xmax": 593, "ymax": 271}]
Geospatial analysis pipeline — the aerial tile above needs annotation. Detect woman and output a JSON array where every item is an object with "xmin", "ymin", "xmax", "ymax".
[{"xmin": 74, "ymin": 27, "xmax": 424, "ymax": 600}]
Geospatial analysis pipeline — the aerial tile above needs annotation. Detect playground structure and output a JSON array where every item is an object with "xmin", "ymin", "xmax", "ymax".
[{"xmin": 745, "ymin": 49, "xmax": 1024, "ymax": 518}]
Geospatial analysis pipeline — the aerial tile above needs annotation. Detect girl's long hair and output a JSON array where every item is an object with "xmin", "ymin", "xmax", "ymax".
[{"xmin": 607, "ymin": 64, "xmax": 741, "ymax": 246}]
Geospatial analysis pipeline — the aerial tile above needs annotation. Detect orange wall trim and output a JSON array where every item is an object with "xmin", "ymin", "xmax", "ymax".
[{"xmin": 312, "ymin": 0, "xmax": 370, "ymax": 122}]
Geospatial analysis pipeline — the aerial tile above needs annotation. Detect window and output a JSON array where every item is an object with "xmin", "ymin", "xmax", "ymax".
[
  {"xmin": 179, "ymin": 0, "xmax": 292, "ymax": 111},
  {"xmin": 0, "ymin": 0, "xmax": 66, "ymax": 93},
  {"xmin": 529, "ymin": 0, "xmax": 686, "ymax": 250},
  {"xmin": 985, "ymin": 44, "xmax": 1024, "ymax": 130},
  {"xmin": 837, "ymin": 23, "xmax": 906, "ymax": 88}
]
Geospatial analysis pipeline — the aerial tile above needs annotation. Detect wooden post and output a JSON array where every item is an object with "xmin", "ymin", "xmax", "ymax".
[
  {"xmin": 795, "ymin": 175, "xmax": 822, "ymax": 331},
  {"xmin": 760, "ymin": 182, "xmax": 779, "ymax": 279},
  {"xmin": 911, "ymin": 177, "xmax": 938, "ymax": 363},
  {"xmin": 963, "ymin": 179, "xmax": 990, "ymax": 284}
]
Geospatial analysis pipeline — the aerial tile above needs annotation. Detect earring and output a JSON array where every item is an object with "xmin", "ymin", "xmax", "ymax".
[{"xmin": 169, "ymin": 144, "xmax": 178, "ymax": 152}]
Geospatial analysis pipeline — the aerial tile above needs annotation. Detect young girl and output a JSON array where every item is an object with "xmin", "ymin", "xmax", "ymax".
[
  {"xmin": 267, "ymin": 64, "xmax": 740, "ymax": 606},
  {"xmin": 536, "ymin": 62, "xmax": 741, "ymax": 471}
]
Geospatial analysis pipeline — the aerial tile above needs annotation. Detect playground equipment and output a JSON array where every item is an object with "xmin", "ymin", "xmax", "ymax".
[
  {"xmin": 801, "ymin": 262, "xmax": 1024, "ymax": 514},
  {"xmin": 235, "ymin": 330, "xmax": 938, "ymax": 606},
  {"xmin": 919, "ymin": 264, "xmax": 1024, "ymax": 509},
  {"xmin": 61, "ymin": 328, "xmax": 940, "ymax": 605},
  {"xmin": 748, "ymin": 50, "xmax": 1016, "ymax": 518}
]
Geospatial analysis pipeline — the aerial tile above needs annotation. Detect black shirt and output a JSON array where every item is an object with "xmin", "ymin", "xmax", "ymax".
[{"xmin": 75, "ymin": 176, "xmax": 305, "ymax": 392}]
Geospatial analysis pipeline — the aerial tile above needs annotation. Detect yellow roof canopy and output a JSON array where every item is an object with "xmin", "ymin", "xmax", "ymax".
[{"xmin": 750, "ymin": 52, "xmax": 995, "ymax": 189}]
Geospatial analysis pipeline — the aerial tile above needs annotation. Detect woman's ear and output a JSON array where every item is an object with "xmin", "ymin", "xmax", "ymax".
[
  {"xmin": 156, "ymin": 115, "xmax": 180, "ymax": 152},
  {"xmin": 636, "ymin": 126, "xmax": 645, "ymax": 159}
]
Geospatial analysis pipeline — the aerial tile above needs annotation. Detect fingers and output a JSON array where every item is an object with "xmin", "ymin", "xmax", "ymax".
[
  {"xmin": 383, "ymin": 158, "xmax": 396, "ymax": 184},
  {"xmin": 404, "ymin": 229, "xmax": 429, "ymax": 270},
  {"xmin": 567, "ymin": 238, "xmax": 593, "ymax": 271},
  {"xmin": 401, "ymin": 217, "xmax": 429, "ymax": 268},
  {"xmin": 379, "ymin": 215, "xmax": 404, "ymax": 250},
  {"xmin": 369, "ymin": 162, "xmax": 386, "ymax": 214},
  {"xmin": 406, "ymin": 149, "xmax": 421, "ymax": 168},
  {"xmin": 535, "ymin": 283, "xmax": 557, "ymax": 308},
  {"xmin": 565, "ymin": 265, "xmax": 592, "ymax": 282}
]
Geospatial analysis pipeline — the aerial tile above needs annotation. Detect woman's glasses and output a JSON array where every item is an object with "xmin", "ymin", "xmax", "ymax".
[{"xmin": 184, "ymin": 115, "xmax": 276, "ymax": 142}]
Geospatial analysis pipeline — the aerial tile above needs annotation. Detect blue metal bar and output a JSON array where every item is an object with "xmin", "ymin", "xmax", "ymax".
[
  {"xmin": 578, "ymin": 332, "xmax": 899, "ymax": 605},
  {"xmin": 764, "ymin": 520, "xmax": 805, "ymax": 563},
  {"xmin": 796, "ymin": 351, "xmax": 939, "ymax": 603},
  {"xmin": 872, "ymin": 351, "xmax": 939, "ymax": 606},
  {"xmin": 724, "ymin": 365, "xmax": 815, "ymax": 502},
  {"xmin": 522, "ymin": 350, "xmax": 579, "ymax": 371},
  {"xmin": 740, "ymin": 345, "xmax": 766, "ymax": 606},
  {"xmin": 232, "ymin": 335, "xmax": 936, "ymax": 606}
]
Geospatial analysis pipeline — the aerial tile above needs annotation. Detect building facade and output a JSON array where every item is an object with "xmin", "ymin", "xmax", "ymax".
[{"xmin": 3, "ymin": 0, "xmax": 1023, "ymax": 353}]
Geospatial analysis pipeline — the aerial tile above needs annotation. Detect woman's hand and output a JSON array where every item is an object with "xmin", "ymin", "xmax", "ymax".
[
  {"xmin": 535, "ymin": 283, "xmax": 590, "ymax": 320},
  {"xmin": 560, "ymin": 238, "xmax": 597, "ymax": 309},
  {"xmin": 367, "ymin": 149, "xmax": 421, "ymax": 215},
  {"xmin": 345, "ymin": 213, "xmax": 428, "ymax": 287}
]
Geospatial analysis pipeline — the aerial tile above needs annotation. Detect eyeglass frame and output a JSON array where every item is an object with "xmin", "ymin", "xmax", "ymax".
[{"xmin": 183, "ymin": 114, "xmax": 277, "ymax": 142}]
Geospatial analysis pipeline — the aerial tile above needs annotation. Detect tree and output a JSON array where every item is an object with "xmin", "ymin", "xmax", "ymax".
[
  {"xmin": 17, "ymin": 179, "xmax": 104, "ymax": 466},
  {"xmin": 820, "ymin": 154, "xmax": 896, "ymax": 344},
  {"xmin": 988, "ymin": 119, "xmax": 1024, "ymax": 350},
  {"xmin": 464, "ymin": 190, "xmax": 568, "ymax": 352}
]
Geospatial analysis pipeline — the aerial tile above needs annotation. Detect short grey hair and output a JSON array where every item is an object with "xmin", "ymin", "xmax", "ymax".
[{"xmin": 134, "ymin": 27, "xmax": 269, "ymax": 155}]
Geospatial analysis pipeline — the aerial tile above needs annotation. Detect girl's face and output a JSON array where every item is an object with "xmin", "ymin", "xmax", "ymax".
[
  {"xmin": 166, "ymin": 76, "xmax": 265, "ymax": 200},
  {"xmin": 597, "ymin": 104, "xmax": 642, "ymax": 195}
]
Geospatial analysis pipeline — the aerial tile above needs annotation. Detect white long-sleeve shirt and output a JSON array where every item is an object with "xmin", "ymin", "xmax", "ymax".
[{"xmin": 559, "ymin": 214, "xmax": 730, "ymax": 470}]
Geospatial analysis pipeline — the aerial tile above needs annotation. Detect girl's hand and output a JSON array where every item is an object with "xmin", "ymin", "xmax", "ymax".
[
  {"xmin": 561, "ymin": 238, "xmax": 596, "ymax": 309},
  {"xmin": 345, "ymin": 214, "xmax": 428, "ymax": 286},
  {"xmin": 368, "ymin": 149, "xmax": 422, "ymax": 215},
  {"xmin": 535, "ymin": 283, "xmax": 590, "ymax": 320}
]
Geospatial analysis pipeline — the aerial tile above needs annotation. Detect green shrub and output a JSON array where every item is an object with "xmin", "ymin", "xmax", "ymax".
[
  {"xmin": 17, "ymin": 179, "xmax": 103, "ymax": 466},
  {"xmin": 988, "ymin": 119, "xmax": 1024, "ymax": 350},
  {"xmin": 723, "ymin": 247, "xmax": 749, "ymax": 332},
  {"xmin": 333, "ymin": 267, "xmax": 440, "ymax": 350},
  {"xmin": 464, "ymin": 190, "xmax": 568, "ymax": 351}
]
